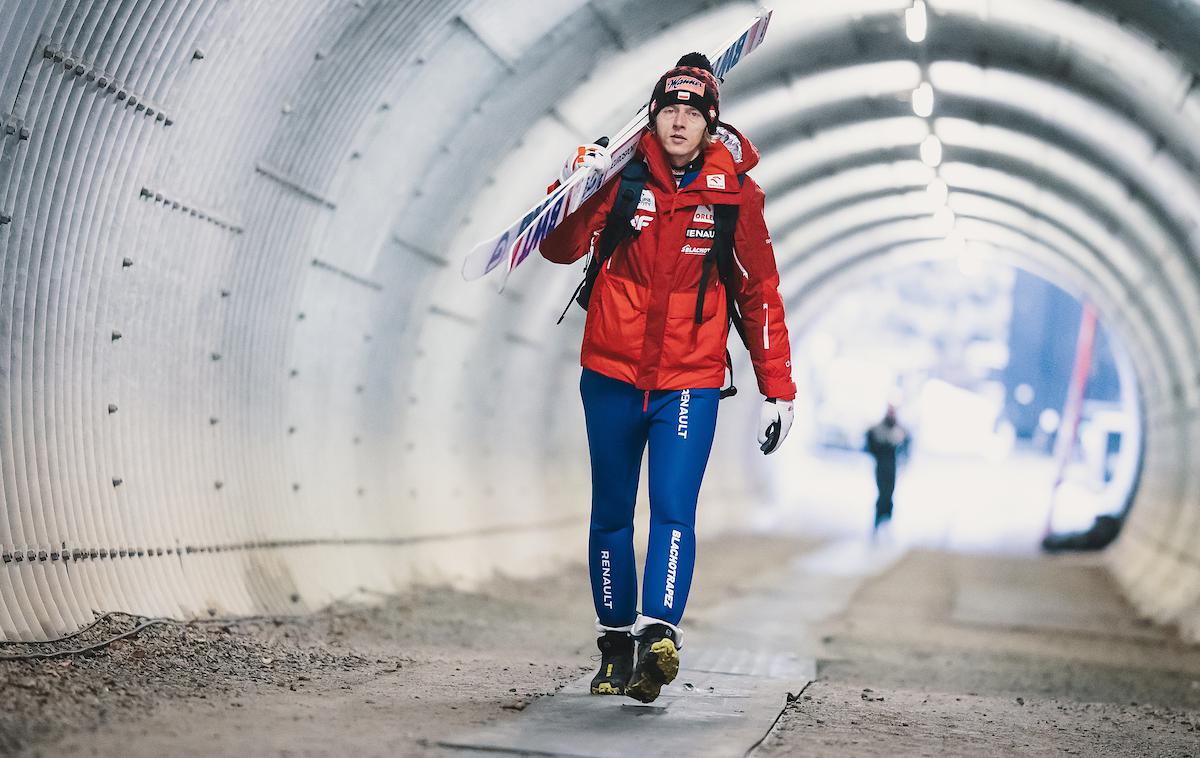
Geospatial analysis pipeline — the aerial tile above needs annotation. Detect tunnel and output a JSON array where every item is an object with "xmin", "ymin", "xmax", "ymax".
[{"xmin": 0, "ymin": 0, "xmax": 1198, "ymax": 669}]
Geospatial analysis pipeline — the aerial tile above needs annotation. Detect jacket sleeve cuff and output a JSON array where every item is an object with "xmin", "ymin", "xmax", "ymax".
[{"xmin": 759, "ymin": 377, "xmax": 796, "ymax": 401}]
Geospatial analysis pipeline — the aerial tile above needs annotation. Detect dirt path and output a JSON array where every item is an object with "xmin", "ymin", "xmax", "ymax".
[
  {"xmin": 752, "ymin": 549, "xmax": 1200, "ymax": 757},
  {"xmin": 0, "ymin": 534, "xmax": 813, "ymax": 757},
  {"xmin": 6, "ymin": 539, "xmax": 1200, "ymax": 757}
]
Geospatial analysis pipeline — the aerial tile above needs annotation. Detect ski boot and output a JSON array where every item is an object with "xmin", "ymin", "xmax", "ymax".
[
  {"xmin": 626, "ymin": 623, "xmax": 680, "ymax": 703},
  {"xmin": 590, "ymin": 630, "xmax": 634, "ymax": 695}
]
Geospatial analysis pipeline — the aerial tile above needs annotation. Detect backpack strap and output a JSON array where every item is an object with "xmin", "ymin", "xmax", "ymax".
[
  {"xmin": 556, "ymin": 160, "xmax": 648, "ymax": 324},
  {"xmin": 694, "ymin": 175, "xmax": 747, "ymax": 398}
]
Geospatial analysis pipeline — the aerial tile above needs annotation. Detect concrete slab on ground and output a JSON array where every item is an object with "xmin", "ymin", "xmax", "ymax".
[
  {"xmin": 438, "ymin": 537, "xmax": 900, "ymax": 757},
  {"xmin": 439, "ymin": 650, "xmax": 813, "ymax": 758}
]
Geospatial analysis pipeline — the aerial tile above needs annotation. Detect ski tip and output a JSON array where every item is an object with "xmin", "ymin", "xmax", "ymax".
[
  {"xmin": 460, "ymin": 237, "xmax": 503, "ymax": 281},
  {"xmin": 462, "ymin": 257, "xmax": 491, "ymax": 282}
]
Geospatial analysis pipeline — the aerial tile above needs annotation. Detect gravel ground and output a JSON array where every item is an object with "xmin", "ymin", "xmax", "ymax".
[
  {"xmin": 0, "ymin": 610, "xmax": 386, "ymax": 754},
  {"xmin": 7, "ymin": 539, "xmax": 1200, "ymax": 757},
  {"xmin": 0, "ymin": 533, "xmax": 812, "ymax": 757},
  {"xmin": 752, "ymin": 549, "xmax": 1200, "ymax": 758}
]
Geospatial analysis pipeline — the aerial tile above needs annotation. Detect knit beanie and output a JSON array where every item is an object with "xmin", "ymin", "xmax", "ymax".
[{"xmin": 648, "ymin": 52, "xmax": 721, "ymax": 134}]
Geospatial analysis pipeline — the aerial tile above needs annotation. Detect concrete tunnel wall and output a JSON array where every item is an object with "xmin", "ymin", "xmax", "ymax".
[{"xmin": 0, "ymin": 0, "xmax": 1198, "ymax": 641}]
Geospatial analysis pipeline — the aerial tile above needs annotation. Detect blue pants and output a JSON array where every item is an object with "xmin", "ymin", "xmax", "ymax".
[{"xmin": 580, "ymin": 368, "xmax": 720, "ymax": 628}]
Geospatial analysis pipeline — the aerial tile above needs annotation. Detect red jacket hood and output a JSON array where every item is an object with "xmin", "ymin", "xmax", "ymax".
[{"xmin": 712, "ymin": 122, "xmax": 760, "ymax": 174}]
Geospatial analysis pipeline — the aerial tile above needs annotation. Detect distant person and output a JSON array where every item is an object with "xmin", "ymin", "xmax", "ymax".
[
  {"xmin": 539, "ymin": 53, "xmax": 795, "ymax": 703},
  {"xmin": 866, "ymin": 406, "xmax": 909, "ymax": 533}
]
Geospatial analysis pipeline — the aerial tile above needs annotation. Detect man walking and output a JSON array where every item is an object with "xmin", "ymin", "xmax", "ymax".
[
  {"xmin": 540, "ymin": 53, "xmax": 796, "ymax": 703},
  {"xmin": 866, "ymin": 405, "xmax": 909, "ymax": 534}
]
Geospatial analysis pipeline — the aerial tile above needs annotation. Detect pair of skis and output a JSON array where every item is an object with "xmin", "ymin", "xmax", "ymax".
[{"xmin": 459, "ymin": 10, "xmax": 773, "ymax": 289}]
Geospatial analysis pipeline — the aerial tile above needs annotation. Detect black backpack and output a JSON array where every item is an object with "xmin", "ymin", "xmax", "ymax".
[{"xmin": 557, "ymin": 159, "xmax": 748, "ymax": 398}]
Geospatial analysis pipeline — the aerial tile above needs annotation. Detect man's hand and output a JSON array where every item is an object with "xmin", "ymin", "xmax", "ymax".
[
  {"xmin": 758, "ymin": 398, "xmax": 794, "ymax": 455},
  {"xmin": 559, "ymin": 142, "xmax": 611, "ymax": 185}
]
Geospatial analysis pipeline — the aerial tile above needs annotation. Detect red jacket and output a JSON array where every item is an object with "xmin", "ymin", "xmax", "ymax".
[{"xmin": 541, "ymin": 126, "xmax": 796, "ymax": 400}]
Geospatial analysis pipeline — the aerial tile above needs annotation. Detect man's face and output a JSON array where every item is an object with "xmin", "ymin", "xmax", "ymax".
[{"xmin": 654, "ymin": 104, "xmax": 708, "ymax": 167}]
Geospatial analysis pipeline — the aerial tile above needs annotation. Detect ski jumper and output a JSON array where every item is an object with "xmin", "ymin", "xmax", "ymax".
[{"xmin": 541, "ymin": 126, "xmax": 795, "ymax": 631}]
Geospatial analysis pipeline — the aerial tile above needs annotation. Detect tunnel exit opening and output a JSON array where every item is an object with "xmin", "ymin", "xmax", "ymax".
[{"xmin": 770, "ymin": 257, "xmax": 1143, "ymax": 555}]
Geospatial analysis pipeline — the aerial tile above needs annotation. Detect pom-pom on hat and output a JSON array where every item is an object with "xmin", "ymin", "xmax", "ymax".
[{"xmin": 648, "ymin": 52, "xmax": 721, "ymax": 134}]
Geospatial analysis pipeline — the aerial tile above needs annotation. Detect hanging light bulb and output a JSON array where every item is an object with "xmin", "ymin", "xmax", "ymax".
[
  {"xmin": 906, "ymin": 1, "xmax": 928, "ymax": 43},
  {"xmin": 919, "ymin": 134, "xmax": 943, "ymax": 167},
  {"xmin": 912, "ymin": 82, "xmax": 934, "ymax": 117},
  {"xmin": 926, "ymin": 177, "xmax": 949, "ymax": 207},
  {"xmin": 932, "ymin": 206, "xmax": 956, "ymax": 235},
  {"xmin": 958, "ymin": 247, "xmax": 983, "ymax": 276},
  {"xmin": 920, "ymin": 134, "xmax": 943, "ymax": 167}
]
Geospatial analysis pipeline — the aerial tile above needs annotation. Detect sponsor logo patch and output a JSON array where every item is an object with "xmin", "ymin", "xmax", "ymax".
[
  {"xmin": 601, "ymin": 550, "xmax": 613, "ymax": 609},
  {"xmin": 707, "ymin": 174, "xmax": 726, "ymax": 190},
  {"xmin": 693, "ymin": 205, "xmax": 714, "ymax": 224},
  {"xmin": 680, "ymin": 244, "xmax": 709, "ymax": 255},
  {"xmin": 677, "ymin": 389, "xmax": 690, "ymax": 439},
  {"xmin": 631, "ymin": 214, "xmax": 653, "ymax": 231},
  {"xmin": 686, "ymin": 228, "xmax": 715, "ymax": 239},
  {"xmin": 664, "ymin": 529, "xmax": 682, "ymax": 609},
  {"xmin": 637, "ymin": 189, "xmax": 655, "ymax": 212},
  {"xmin": 665, "ymin": 76, "xmax": 705, "ymax": 95}
]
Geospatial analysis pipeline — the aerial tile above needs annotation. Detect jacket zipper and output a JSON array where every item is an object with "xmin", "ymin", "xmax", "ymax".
[
  {"xmin": 763, "ymin": 303, "xmax": 770, "ymax": 350},
  {"xmin": 638, "ymin": 181, "xmax": 673, "ymax": 388},
  {"xmin": 643, "ymin": 390, "xmax": 650, "ymax": 413}
]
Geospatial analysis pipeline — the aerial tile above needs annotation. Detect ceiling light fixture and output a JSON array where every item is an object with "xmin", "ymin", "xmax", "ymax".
[
  {"xmin": 905, "ymin": 1, "xmax": 928, "ymax": 43},
  {"xmin": 957, "ymin": 249, "xmax": 983, "ymax": 277},
  {"xmin": 912, "ymin": 81, "xmax": 934, "ymax": 117},
  {"xmin": 932, "ymin": 206, "xmax": 956, "ymax": 235},
  {"xmin": 920, "ymin": 134, "xmax": 943, "ymax": 167},
  {"xmin": 926, "ymin": 177, "xmax": 949, "ymax": 207}
]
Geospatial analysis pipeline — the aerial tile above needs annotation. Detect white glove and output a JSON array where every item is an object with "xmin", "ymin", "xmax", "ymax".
[
  {"xmin": 758, "ymin": 398, "xmax": 794, "ymax": 455},
  {"xmin": 559, "ymin": 142, "xmax": 611, "ymax": 185}
]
